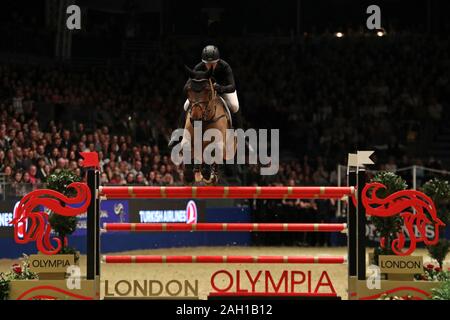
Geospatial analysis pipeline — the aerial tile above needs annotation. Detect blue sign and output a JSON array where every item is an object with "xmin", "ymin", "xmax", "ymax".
[
  {"xmin": 136, "ymin": 200, "xmax": 198, "ymax": 223},
  {"xmin": 73, "ymin": 200, "xmax": 129, "ymax": 236}
]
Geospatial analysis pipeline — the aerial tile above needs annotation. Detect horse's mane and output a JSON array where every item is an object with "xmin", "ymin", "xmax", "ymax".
[
  {"xmin": 184, "ymin": 65, "xmax": 213, "ymax": 92},
  {"xmin": 187, "ymin": 78, "xmax": 210, "ymax": 92}
]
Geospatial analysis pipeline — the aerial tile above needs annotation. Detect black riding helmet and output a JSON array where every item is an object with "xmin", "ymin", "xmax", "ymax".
[{"xmin": 201, "ymin": 45, "xmax": 220, "ymax": 63}]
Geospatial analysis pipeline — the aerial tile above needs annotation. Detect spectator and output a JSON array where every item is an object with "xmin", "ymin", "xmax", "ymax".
[
  {"xmin": 28, "ymin": 165, "xmax": 38, "ymax": 184},
  {"xmin": 125, "ymin": 172, "xmax": 135, "ymax": 184},
  {"xmin": 36, "ymin": 158, "xmax": 47, "ymax": 181}
]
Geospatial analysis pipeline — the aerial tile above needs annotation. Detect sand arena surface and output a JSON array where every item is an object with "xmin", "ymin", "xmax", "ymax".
[{"xmin": 0, "ymin": 247, "xmax": 443, "ymax": 300}]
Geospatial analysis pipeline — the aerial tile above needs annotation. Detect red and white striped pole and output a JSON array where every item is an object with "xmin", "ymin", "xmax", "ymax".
[
  {"xmin": 99, "ymin": 186, "xmax": 355, "ymax": 199},
  {"xmin": 103, "ymin": 223, "xmax": 347, "ymax": 233},
  {"xmin": 102, "ymin": 255, "xmax": 347, "ymax": 264}
]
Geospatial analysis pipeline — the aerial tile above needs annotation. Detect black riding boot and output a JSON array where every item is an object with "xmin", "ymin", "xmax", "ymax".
[
  {"xmin": 232, "ymin": 111, "xmax": 243, "ymax": 130},
  {"xmin": 168, "ymin": 112, "xmax": 186, "ymax": 149}
]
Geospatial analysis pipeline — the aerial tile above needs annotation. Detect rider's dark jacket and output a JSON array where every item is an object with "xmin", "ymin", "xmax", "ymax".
[{"xmin": 193, "ymin": 59, "xmax": 236, "ymax": 94}]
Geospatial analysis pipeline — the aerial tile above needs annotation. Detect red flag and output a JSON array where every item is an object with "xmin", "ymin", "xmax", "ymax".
[{"xmin": 79, "ymin": 152, "xmax": 99, "ymax": 168}]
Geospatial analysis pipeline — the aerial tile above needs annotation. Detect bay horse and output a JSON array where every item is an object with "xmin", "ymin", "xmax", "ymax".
[{"xmin": 181, "ymin": 66, "xmax": 236, "ymax": 184}]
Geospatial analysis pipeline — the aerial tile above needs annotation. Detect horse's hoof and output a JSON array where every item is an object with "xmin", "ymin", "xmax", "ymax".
[
  {"xmin": 203, "ymin": 174, "xmax": 219, "ymax": 185},
  {"xmin": 194, "ymin": 172, "xmax": 203, "ymax": 182}
]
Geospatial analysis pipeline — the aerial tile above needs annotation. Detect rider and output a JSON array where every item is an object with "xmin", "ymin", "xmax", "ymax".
[{"xmin": 168, "ymin": 45, "xmax": 243, "ymax": 148}]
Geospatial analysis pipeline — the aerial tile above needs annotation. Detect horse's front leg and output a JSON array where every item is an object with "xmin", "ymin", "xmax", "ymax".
[
  {"xmin": 181, "ymin": 116, "xmax": 204, "ymax": 185},
  {"xmin": 209, "ymin": 163, "xmax": 219, "ymax": 184}
]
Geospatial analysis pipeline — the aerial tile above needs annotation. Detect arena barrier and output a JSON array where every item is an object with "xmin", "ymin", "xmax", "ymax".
[
  {"xmin": 102, "ymin": 222, "xmax": 348, "ymax": 232},
  {"xmin": 9, "ymin": 151, "xmax": 445, "ymax": 300}
]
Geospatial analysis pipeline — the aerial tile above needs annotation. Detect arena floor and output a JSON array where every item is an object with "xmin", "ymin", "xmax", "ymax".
[{"xmin": 0, "ymin": 247, "xmax": 443, "ymax": 300}]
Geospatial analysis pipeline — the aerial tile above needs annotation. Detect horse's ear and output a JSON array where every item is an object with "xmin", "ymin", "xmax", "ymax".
[{"xmin": 184, "ymin": 65, "xmax": 196, "ymax": 79}]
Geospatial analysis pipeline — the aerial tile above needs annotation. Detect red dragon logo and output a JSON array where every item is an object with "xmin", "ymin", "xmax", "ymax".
[
  {"xmin": 362, "ymin": 182, "xmax": 445, "ymax": 256},
  {"xmin": 10, "ymin": 183, "xmax": 91, "ymax": 255}
]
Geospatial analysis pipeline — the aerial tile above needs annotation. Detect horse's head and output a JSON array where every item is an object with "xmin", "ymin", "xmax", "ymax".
[{"xmin": 184, "ymin": 65, "xmax": 215, "ymax": 121}]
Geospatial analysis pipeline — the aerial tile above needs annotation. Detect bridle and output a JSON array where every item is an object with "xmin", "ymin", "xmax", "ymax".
[{"xmin": 188, "ymin": 78, "xmax": 225, "ymax": 123}]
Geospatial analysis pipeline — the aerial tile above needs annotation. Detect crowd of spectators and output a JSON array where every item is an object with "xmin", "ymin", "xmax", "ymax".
[
  {"xmin": 0, "ymin": 33, "xmax": 449, "ymax": 198},
  {"xmin": 0, "ymin": 109, "xmax": 184, "ymax": 192}
]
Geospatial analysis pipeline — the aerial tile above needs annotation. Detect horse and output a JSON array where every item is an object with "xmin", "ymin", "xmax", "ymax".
[{"xmin": 180, "ymin": 66, "xmax": 236, "ymax": 184}]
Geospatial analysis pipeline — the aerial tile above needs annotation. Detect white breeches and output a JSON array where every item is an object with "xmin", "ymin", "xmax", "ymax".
[{"xmin": 183, "ymin": 91, "xmax": 240, "ymax": 113}]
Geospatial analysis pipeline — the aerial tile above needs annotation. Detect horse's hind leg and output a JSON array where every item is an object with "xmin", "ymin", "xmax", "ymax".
[
  {"xmin": 211, "ymin": 163, "xmax": 220, "ymax": 184},
  {"xmin": 201, "ymin": 165, "xmax": 211, "ymax": 181},
  {"xmin": 184, "ymin": 164, "xmax": 195, "ymax": 184}
]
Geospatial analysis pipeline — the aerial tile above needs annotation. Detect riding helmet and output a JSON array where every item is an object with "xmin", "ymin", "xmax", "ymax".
[{"xmin": 201, "ymin": 45, "xmax": 220, "ymax": 63}]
